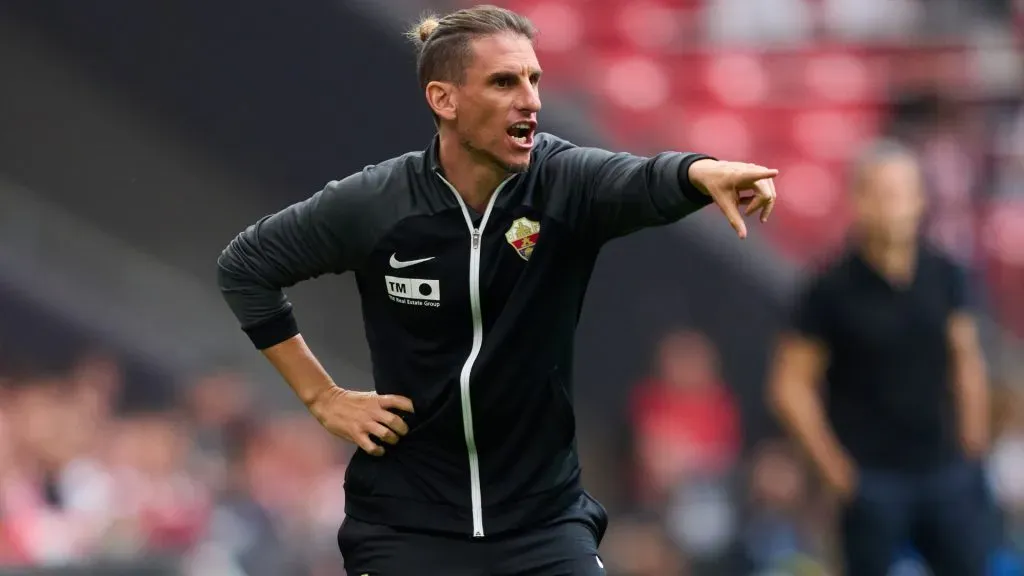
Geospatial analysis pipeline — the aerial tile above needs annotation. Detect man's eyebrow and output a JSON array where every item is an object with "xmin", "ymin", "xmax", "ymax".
[{"xmin": 485, "ymin": 68, "xmax": 543, "ymax": 80}]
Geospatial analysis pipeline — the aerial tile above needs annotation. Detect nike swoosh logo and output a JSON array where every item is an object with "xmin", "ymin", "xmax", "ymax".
[{"xmin": 389, "ymin": 254, "xmax": 435, "ymax": 269}]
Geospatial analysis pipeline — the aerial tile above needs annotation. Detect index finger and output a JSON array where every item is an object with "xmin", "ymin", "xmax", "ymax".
[
  {"xmin": 378, "ymin": 394, "xmax": 415, "ymax": 414},
  {"xmin": 736, "ymin": 165, "xmax": 779, "ymax": 185}
]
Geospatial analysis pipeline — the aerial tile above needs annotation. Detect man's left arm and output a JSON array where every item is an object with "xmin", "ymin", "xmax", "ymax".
[
  {"xmin": 947, "ymin": 265, "xmax": 990, "ymax": 459},
  {"xmin": 545, "ymin": 144, "xmax": 777, "ymax": 245}
]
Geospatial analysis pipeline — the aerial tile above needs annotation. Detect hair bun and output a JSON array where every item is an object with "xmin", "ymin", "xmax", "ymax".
[{"xmin": 416, "ymin": 16, "xmax": 440, "ymax": 43}]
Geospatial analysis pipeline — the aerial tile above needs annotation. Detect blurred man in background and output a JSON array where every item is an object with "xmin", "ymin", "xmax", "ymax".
[{"xmin": 769, "ymin": 140, "xmax": 992, "ymax": 575}]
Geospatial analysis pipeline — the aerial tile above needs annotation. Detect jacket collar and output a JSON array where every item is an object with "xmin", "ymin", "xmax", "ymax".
[{"xmin": 425, "ymin": 132, "xmax": 442, "ymax": 174}]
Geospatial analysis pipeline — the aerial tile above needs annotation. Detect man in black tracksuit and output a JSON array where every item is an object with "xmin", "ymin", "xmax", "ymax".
[{"xmin": 217, "ymin": 5, "xmax": 778, "ymax": 575}]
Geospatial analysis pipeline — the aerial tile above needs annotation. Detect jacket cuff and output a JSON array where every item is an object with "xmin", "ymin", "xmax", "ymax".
[
  {"xmin": 678, "ymin": 154, "xmax": 717, "ymax": 206},
  {"xmin": 244, "ymin": 310, "xmax": 300, "ymax": 350}
]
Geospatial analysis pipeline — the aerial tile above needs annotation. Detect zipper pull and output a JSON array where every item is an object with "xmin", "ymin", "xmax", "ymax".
[{"xmin": 472, "ymin": 230, "xmax": 481, "ymax": 249}]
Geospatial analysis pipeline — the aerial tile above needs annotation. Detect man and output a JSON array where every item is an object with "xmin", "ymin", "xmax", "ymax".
[
  {"xmin": 769, "ymin": 140, "xmax": 991, "ymax": 576},
  {"xmin": 217, "ymin": 5, "xmax": 778, "ymax": 575}
]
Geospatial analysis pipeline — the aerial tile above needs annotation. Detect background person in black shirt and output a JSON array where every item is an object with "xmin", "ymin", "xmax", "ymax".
[{"xmin": 769, "ymin": 140, "xmax": 991, "ymax": 576}]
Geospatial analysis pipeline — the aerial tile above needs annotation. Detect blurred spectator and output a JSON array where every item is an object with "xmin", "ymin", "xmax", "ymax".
[
  {"xmin": 601, "ymin": 515, "xmax": 690, "ymax": 576},
  {"xmin": 188, "ymin": 419, "xmax": 292, "ymax": 576},
  {"xmin": 1, "ymin": 376, "xmax": 115, "ymax": 565},
  {"xmin": 184, "ymin": 367, "xmax": 253, "ymax": 491},
  {"xmin": 740, "ymin": 440, "xmax": 830, "ymax": 575},
  {"xmin": 110, "ymin": 413, "xmax": 209, "ymax": 555},
  {"xmin": 255, "ymin": 416, "xmax": 347, "ymax": 574},
  {"xmin": 630, "ymin": 330, "xmax": 742, "ymax": 569},
  {"xmin": 630, "ymin": 329, "xmax": 741, "ymax": 505}
]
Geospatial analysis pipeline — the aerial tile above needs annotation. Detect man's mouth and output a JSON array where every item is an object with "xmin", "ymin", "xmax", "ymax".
[{"xmin": 507, "ymin": 122, "xmax": 536, "ymax": 148}]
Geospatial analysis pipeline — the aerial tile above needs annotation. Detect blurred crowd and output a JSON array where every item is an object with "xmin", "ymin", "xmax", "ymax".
[
  {"xmin": 1, "ymin": 330, "xmax": 1022, "ymax": 576},
  {"xmin": 0, "ymin": 353, "xmax": 349, "ymax": 575}
]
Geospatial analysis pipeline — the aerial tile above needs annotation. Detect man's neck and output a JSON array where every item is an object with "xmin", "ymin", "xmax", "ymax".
[
  {"xmin": 438, "ymin": 131, "xmax": 506, "ymax": 213},
  {"xmin": 860, "ymin": 239, "xmax": 918, "ymax": 286}
]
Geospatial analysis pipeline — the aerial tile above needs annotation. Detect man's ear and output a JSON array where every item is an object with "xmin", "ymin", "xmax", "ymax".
[{"xmin": 426, "ymin": 81, "xmax": 457, "ymax": 122}]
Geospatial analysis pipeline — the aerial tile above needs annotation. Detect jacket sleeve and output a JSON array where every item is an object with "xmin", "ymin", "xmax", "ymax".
[
  {"xmin": 543, "ymin": 145, "xmax": 715, "ymax": 246},
  {"xmin": 216, "ymin": 173, "xmax": 377, "ymax": 350}
]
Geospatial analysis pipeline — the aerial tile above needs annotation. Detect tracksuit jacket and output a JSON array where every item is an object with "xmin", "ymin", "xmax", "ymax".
[{"xmin": 217, "ymin": 132, "xmax": 712, "ymax": 538}]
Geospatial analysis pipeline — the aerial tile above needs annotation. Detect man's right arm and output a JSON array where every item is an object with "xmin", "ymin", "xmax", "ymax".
[
  {"xmin": 767, "ymin": 280, "xmax": 856, "ymax": 498},
  {"xmin": 217, "ymin": 174, "xmax": 373, "ymax": 347},
  {"xmin": 217, "ymin": 173, "xmax": 413, "ymax": 455},
  {"xmin": 217, "ymin": 175, "xmax": 371, "ymax": 400}
]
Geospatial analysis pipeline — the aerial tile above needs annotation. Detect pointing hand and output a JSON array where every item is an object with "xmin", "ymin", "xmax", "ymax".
[{"xmin": 688, "ymin": 159, "xmax": 779, "ymax": 239}]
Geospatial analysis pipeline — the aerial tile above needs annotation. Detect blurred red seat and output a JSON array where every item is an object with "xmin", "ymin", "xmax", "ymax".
[{"xmin": 981, "ymin": 198, "xmax": 1024, "ymax": 338}]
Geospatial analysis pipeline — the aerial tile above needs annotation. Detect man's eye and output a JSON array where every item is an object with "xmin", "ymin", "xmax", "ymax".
[{"xmin": 495, "ymin": 77, "xmax": 511, "ymax": 88}]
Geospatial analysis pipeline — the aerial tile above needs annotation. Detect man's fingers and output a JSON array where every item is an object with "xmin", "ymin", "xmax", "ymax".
[
  {"xmin": 751, "ymin": 178, "xmax": 774, "ymax": 198},
  {"xmin": 764, "ymin": 178, "xmax": 778, "ymax": 222},
  {"xmin": 369, "ymin": 422, "xmax": 400, "ymax": 446},
  {"xmin": 743, "ymin": 195, "xmax": 766, "ymax": 216},
  {"xmin": 712, "ymin": 190, "xmax": 748, "ymax": 239},
  {"xmin": 356, "ymin": 433, "xmax": 385, "ymax": 456},
  {"xmin": 760, "ymin": 194, "xmax": 776, "ymax": 223},
  {"xmin": 757, "ymin": 178, "xmax": 777, "ymax": 222},
  {"xmin": 378, "ymin": 394, "xmax": 415, "ymax": 414},
  {"xmin": 735, "ymin": 165, "xmax": 779, "ymax": 185},
  {"xmin": 379, "ymin": 410, "xmax": 410, "ymax": 436},
  {"xmin": 701, "ymin": 162, "xmax": 777, "ymax": 234}
]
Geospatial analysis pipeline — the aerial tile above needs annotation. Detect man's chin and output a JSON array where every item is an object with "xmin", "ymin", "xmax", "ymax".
[
  {"xmin": 506, "ymin": 159, "xmax": 530, "ymax": 174},
  {"xmin": 500, "ymin": 150, "xmax": 533, "ymax": 174},
  {"xmin": 487, "ymin": 151, "xmax": 530, "ymax": 175}
]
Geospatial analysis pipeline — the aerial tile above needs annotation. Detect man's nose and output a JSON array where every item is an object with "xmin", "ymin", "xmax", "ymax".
[{"xmin": 517, "ymin": 86, "xmax": 541, "ymax": 113}]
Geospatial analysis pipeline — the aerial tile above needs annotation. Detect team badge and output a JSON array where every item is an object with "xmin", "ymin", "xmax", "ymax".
[{"xmin": 504, "ymin": 217, "xmax": 541, "ymax": 261}]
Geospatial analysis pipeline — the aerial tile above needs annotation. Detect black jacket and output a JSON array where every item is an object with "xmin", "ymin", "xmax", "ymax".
[{"xmin": 217, "ymin": 133, "xmax": 712, "ymax": 537}]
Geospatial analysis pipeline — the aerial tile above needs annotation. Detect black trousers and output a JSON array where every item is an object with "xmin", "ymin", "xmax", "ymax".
[
  {"xmin": 338, "ymin": 492, "xmax": 609, "ymax": 576},
  {"xmin": 840, "ymin": 460, "xmax": 993, "ymax": 576}
]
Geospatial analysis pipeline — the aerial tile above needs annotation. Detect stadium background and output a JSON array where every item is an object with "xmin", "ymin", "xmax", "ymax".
[{"xmin": 0, "ymin": 0, "xmax": 1021, "ymax": 574}]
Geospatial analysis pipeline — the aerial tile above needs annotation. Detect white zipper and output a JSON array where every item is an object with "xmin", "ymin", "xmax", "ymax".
[{"xmin": 436, "ymin": 171, "xmax": 514, "ymax": 538}]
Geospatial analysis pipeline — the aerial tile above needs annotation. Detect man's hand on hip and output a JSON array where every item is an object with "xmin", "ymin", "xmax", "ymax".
[
  {"xmin": 688, "ymin": 159, "xmax": 779, "ymax": 239},
  {"xmin": 307, "ymin": 387, "xmax": 415, "ymax": 456}
]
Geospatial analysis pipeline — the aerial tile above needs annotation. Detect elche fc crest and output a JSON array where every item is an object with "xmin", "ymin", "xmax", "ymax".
[{"xmin": 505, "ymin": 217, "xmax": 541, "ymax": 261}]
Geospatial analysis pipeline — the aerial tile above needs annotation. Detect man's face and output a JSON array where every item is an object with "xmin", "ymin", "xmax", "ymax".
[
  {"xmin": 449, "ymin": 32, "xmax": 542, "ymax": 173},
  {"xmin": 853, "ymin": 155, "xmax": 925, "ymax": 245}
]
